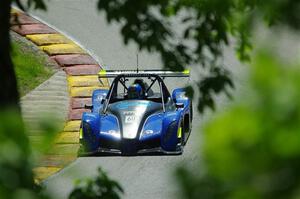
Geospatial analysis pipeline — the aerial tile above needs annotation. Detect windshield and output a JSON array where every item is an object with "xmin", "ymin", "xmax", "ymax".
[{"xmin": 107, "ymin": 75, "xmax": 171, "ymax": 104}]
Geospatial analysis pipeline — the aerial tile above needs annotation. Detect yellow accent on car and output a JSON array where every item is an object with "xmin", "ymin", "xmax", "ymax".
[
  {"xmin": 98, "ymin": 70, "xmax": 106, "ymax": 76},
  {"xmin": 183, "ymin": 69, "xmax": 190, "ymax": 75},
  {"xmin": 177, "ymin": 126, "xmax": 182, "ymax": 138},
  {"xmin": 79, "ymin": 128, "xmax": 83, "ymax": 139}
]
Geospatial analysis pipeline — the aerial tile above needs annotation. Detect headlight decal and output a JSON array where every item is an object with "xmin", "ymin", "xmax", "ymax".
[
  {"xmin": 140, "ymin": 114, "xmax": 162, "ymax": 139},
  {"xmin": 99, "ymin": 114, "xmax": 121, "ymax": 139}
]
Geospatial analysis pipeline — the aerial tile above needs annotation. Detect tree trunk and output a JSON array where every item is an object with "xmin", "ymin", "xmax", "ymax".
[{"xmin": 0, "ymin": 0, "xmax": 20, "ymax": 111}]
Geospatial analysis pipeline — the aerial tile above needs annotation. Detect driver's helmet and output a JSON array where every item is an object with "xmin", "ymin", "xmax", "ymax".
[{"xmin": 127, "ymin": 84, "xmax": 143, "ymax": 99}]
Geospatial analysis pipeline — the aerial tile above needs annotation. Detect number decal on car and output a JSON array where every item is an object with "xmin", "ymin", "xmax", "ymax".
[{"xmin": 125, "ymin": 115, "xmax": 136, "ymax": 123}]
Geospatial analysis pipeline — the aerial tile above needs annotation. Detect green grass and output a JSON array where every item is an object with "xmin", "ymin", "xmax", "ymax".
[{"xmin": 12, "ymin": 42, "xmax": 54, "ymax": 96}]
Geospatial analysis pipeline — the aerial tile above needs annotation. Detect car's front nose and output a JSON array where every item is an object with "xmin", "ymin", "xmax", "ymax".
[
  {"xmin": 95, "ymin": 131, "xmax": 163, "ymax": 155},
  {"xmin": 121, "ymin": 139, "xmax": 138, "ymax": 155}
]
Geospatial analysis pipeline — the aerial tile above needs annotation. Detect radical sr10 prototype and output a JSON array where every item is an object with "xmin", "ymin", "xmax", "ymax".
[{"xmin": 80, "ymin": 70, "xmax": 193, "ymax": 155}]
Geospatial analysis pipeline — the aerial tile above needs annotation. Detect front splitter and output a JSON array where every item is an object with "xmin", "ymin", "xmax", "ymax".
[{"xmin": 78, "ymin": 145, "xmax": 183, "ymax": 156}]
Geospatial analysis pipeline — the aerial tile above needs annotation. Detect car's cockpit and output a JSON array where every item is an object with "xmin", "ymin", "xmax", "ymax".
[{"xmin": 108, "ymin": 75, "xmax": 171, "ymax": 104}]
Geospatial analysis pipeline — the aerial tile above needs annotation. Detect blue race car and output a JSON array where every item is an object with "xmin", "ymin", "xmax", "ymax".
[{"xmin": 79, "ymin": 70, "xmax": 193, "ymax": 155}]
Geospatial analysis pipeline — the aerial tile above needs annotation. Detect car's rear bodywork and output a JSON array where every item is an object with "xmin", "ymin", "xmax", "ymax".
[{"xmin": 80, "ymin": 70, "xmax": 192, "ymax": 155}]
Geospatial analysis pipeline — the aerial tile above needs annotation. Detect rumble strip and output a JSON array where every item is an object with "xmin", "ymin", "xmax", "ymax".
[{"xmin": 10, "ymin": 8, "xmax": 109, "ymax": 182}]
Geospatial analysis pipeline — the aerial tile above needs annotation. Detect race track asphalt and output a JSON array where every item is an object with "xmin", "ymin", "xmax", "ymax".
[{"xmin": 28, "ymin": 1, "xmax": 246, "ymax": 198}]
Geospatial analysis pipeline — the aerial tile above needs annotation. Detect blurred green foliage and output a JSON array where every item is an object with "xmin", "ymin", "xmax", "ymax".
[
  {"xmin": 13, "ymin": 0, "xmax": 47, "ymax": 11},
  {"xmin": 0, "ymin": 110, "xmax": 49, "ymax": 199},
  {"xmin": 97, "ymin": 0, "xmax": 300, "ymax": 113},
  {"xmin": 69, "ymin": 168, "xmax": 123, "ymax": 199},
  {"xmin": 0, "ymin": 109, "xmax": 121, "ymax": 199},
  {"xmin": 176, "ymin": 51, "xmax": 300, "ymax": 199},
  {"xmin": 14, "ymin": 0, "xmax": 300, "ymax": 114}
]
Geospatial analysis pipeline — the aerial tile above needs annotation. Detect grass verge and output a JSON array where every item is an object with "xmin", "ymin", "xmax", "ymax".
[{"xmin": 12, "ymin": 41, "xmax": 54, "ymax": 96}]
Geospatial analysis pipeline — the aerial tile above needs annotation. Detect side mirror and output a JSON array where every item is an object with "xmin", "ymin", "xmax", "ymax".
[
  {"xmin": 84, "ymin": 104, "xmax": 93, "ymax": 110},
  {"xmin": 175, "ymin": 102, "xmax": 184, "ymax": 109}
]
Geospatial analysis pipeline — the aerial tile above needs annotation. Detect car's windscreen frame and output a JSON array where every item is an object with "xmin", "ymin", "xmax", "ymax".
[{"xmin": 102, "ymin": 74, "xmax": 171, "ymax": 114}]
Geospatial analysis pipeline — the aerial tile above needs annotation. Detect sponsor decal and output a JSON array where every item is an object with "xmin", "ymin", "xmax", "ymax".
[
  {"xmin": 124, "ymin": 111, "xmax": 136, "ymax": 123},
  {"xmin": 125, "ymin": 115, "xmax": 136, "ymax": 123}
]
